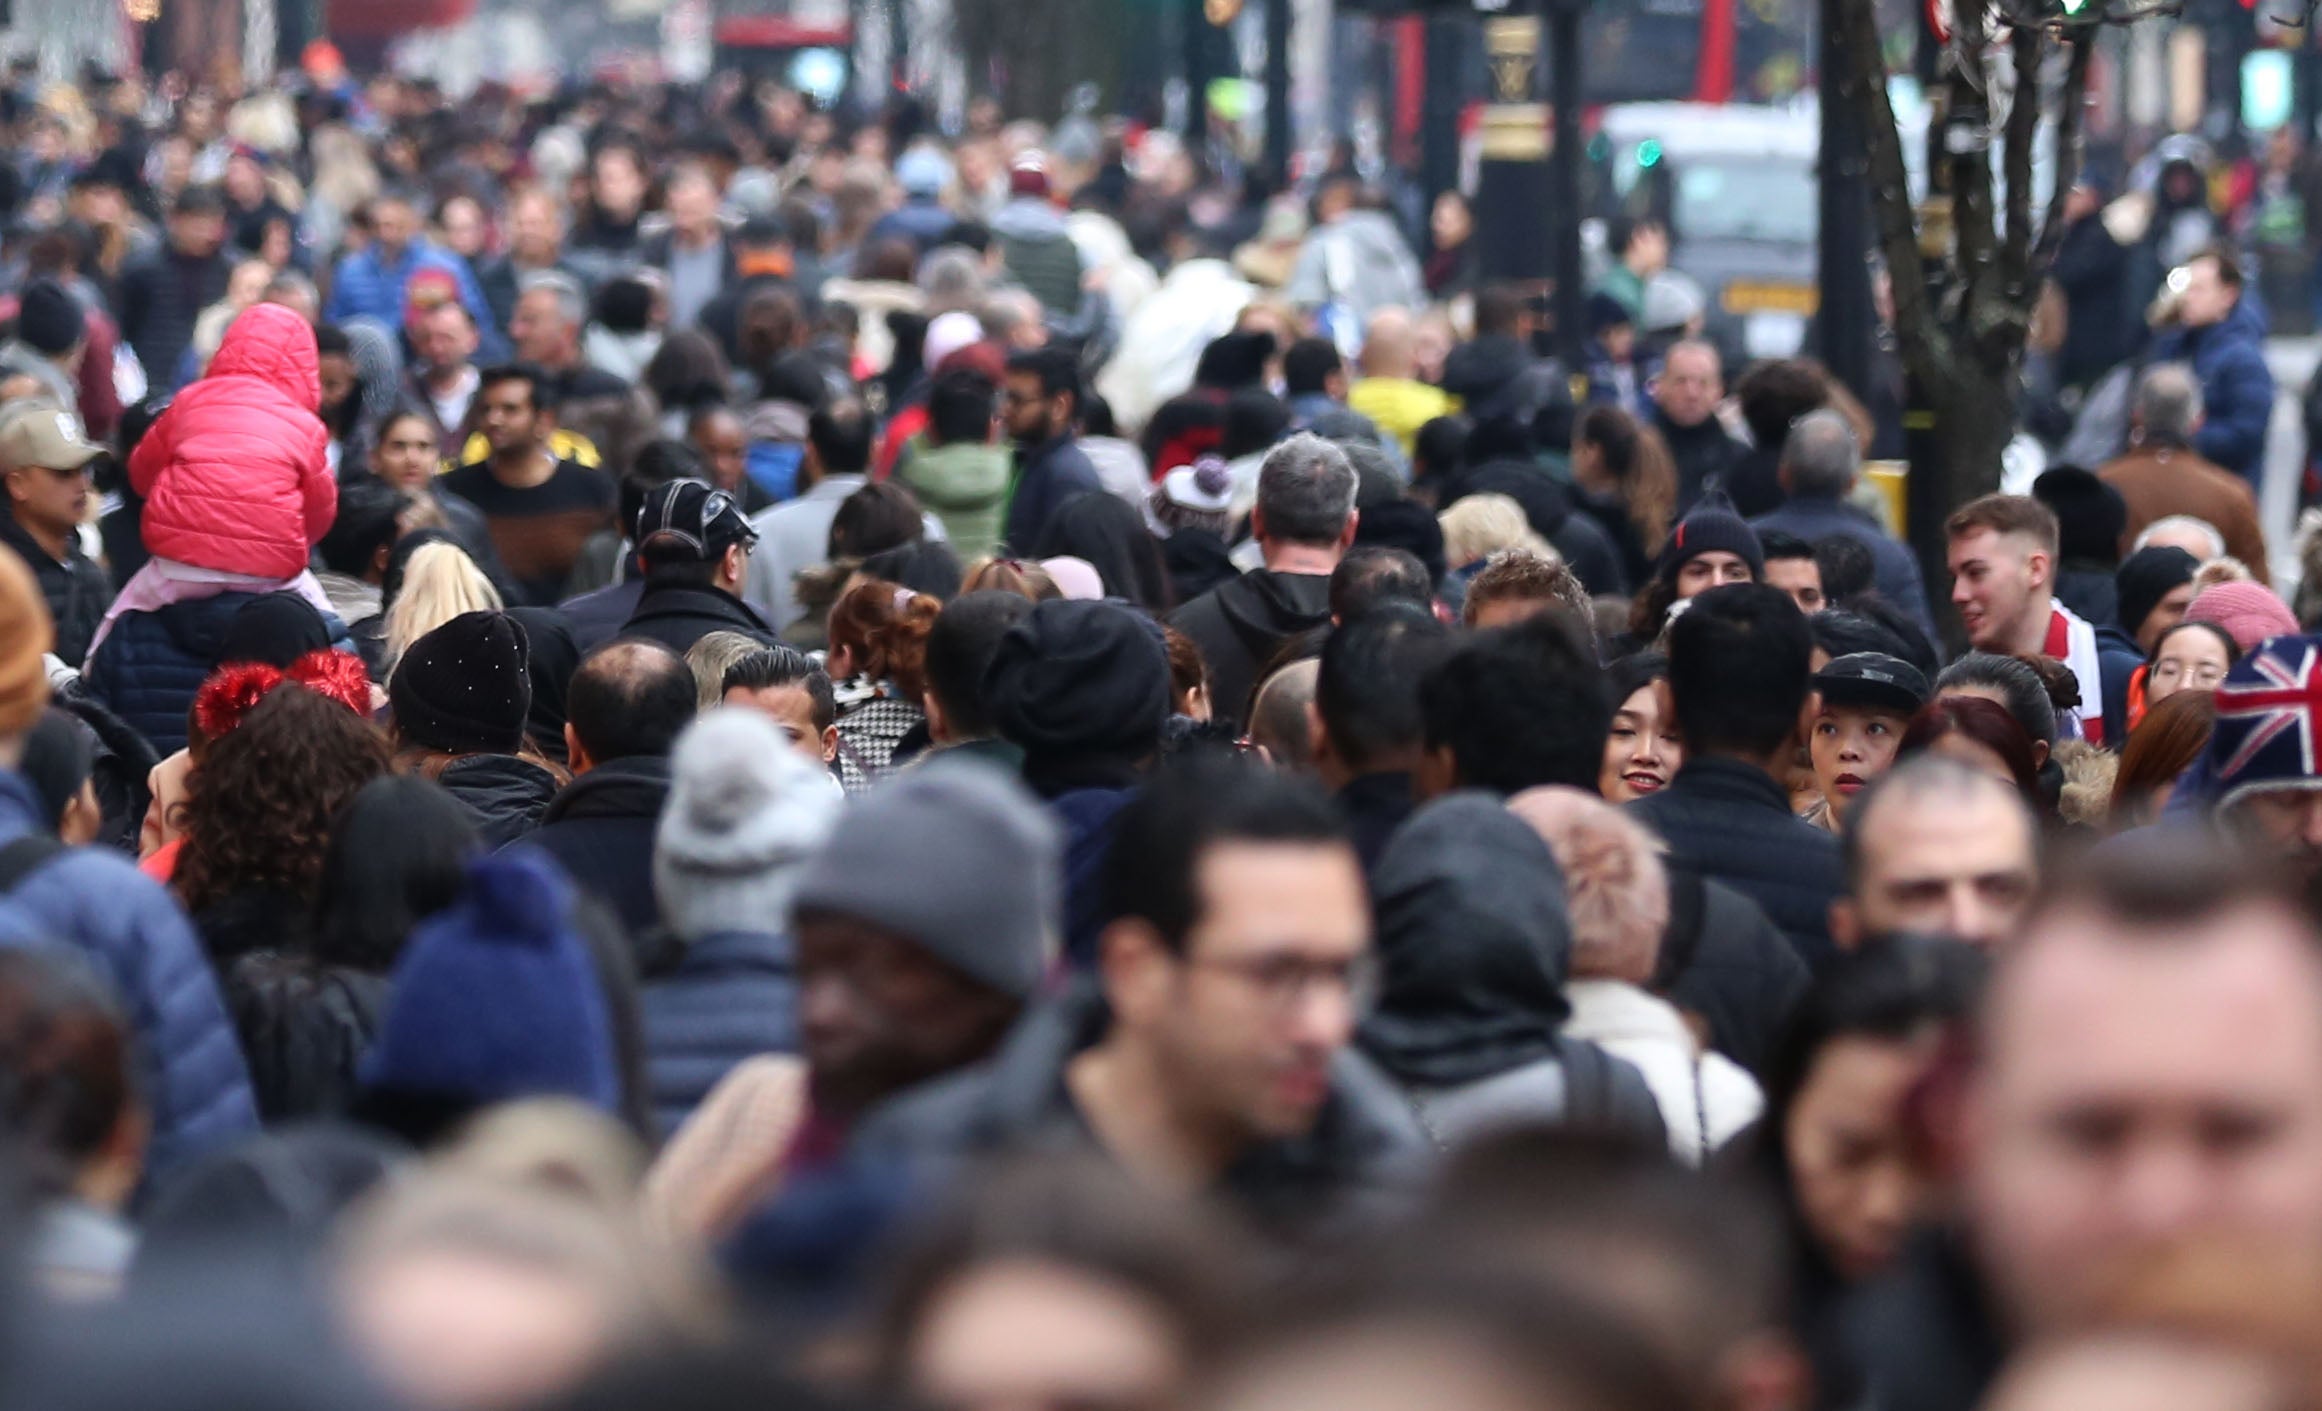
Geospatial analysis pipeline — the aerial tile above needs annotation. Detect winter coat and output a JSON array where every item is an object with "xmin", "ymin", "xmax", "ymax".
[
  {"xmin": 1631, "ymin": 757, "xmax": 1845, "ymax": 972},
  {"xmin": 0, "ymin": 512, "xmax": 110, "ymax": 670},
  {"xmin": 618, "ymin": 581, "xmax": 777, "ymax": 658},
  {"xmin": 853, "ymin": 981, "xmax": 1431, "ymax": 1248},
  {"xmin": 1657, "ymin": 865, "xmax": 1810, "ymax": 1077},
  {"xmin": 86, "ymin": 590, "xmax": 265, "ymax": 756},
  {"xmin": 433, "ymin": 753, "xmax": 564, "ymax": 849},
  {"xmin": 1286, "ymin": 211, "xmax": 1426, "ymax": 329},
  {"xmin": 2052, "ymin": 212, "xmax": 2135, "ymax": 390},
  {"xmin": 1041, "ymin": 784, "xmax": 1136, "ymax": 969},
  {"xmin": 222, "ymin": 952, "xmax": 389, "ymax": 1123},
  {"xmin": 1563, "ymin": 979, "xmax": 1763, "ymax": 1165},
  {"xmin": 1454, "ymin": 460, "xmax": 1629, "ymax": 595},
  {"xmin": 992, "ymin": 198, "xmax": 1088, "ymax": 318},
  {"xmin": 900, "ymin": 442, "xmax": 1013, "ymax": 561},
  {"xmin": 1169, "ymin": 569, "xmax": 1333, "ymax": 730},
  {"xmin": 2099, "ymin": 443, "xmax": 2271, "ymax": 574},
  {"xmin": 1361, "ymin": 794, "xmax": 1665, "ymax": 1148},
  {"xmin": 560, "ymin": 579, "xmax": 648, "ymax": 655},
  {"xmin": 1338, "ymin": 771, "xmax": 1416, "ymax": 879},
  {"xmin": 323, "ymin": 240, "xmax": 501, "ymax": 359},
  {"xmin": 2147, "ymin": 298, "xmax": 2276, "ymax": 482},
  {"xmin": 1439, "ymin": 335, "xmax": 1562, "ymax": 426},
  {"xmin": 1159, "ymin": 528, "xmax": 1240, "ymax": 608},
  {"xmin": 129, "ymin": 304, "xmax": 335, "ymax": 579},
  {"xmin": 523, "ymin": 756, "xmax": 672, "ymax": 939},
  {"xmin": 1839, "ymin": 1226, "xmax": 2008, "ymax": 1411},
  {"xmin": 1658, "ymin": 410, "xmax": 1749, "ymax": 514},
  {"xmin": 1001, "ymin": 435, "xmax": 1103, "ymax": 556},
  {"xmin": 0, "ymin": 769, "xmax": 258, "ymax": 1172},
  {"xmin": 640, "ymin": 929, "xmax": 799, "ymax": 1137},
  {"xmin": 1751, "ymin": 494, "xmax": 1937, "ymax": 638},
  {"xmin": 117, "ymin": 247, "xmax": 235, "ymax": 394}
]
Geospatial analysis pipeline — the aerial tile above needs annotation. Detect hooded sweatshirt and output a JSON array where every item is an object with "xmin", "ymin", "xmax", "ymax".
[
  {"xmin": 1167, "ymin": 568, "xmax": 1333, "ymax": 729},
  {"xmin": 1360, "ymin": 794, "xmax": 1660, "ymax": 1146},
  {"xmin": 128, "ymin": 303, "xmax": 335, "ymax": 580},
  {"xmin": 900, "ymin": 440, "xmax": 1014, "ymax": 561}
]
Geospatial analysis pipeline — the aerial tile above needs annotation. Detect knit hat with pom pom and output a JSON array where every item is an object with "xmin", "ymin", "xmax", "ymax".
[
  {"xmin": 360, "ymin": 848, "xmax": 618, "ymax": 1111},
  {"xmin": 654, "ymin": 706, "xmax": 843, "ymax": 942}
]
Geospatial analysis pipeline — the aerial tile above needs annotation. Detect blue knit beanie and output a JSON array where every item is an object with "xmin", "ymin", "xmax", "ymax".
[{"xmin": 359, "ymin": 848, "xmax": 619, "ymax": 1111}]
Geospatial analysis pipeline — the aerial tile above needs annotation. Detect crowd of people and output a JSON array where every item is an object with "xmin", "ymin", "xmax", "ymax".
[{"xmin": 0, "ymin": 48, "xmax": 2320, "ymax": 1411}]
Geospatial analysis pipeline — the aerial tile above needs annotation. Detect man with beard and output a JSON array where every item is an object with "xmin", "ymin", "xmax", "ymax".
[{"xmin": 998, "ymin": 346, "xmax": 1101, "ymax": 554}]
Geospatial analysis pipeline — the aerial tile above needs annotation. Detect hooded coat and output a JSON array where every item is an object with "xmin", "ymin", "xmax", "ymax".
[
  {"xmin": 433, "ymin": 753, "xmax": 564, "ymax": 849},
  {"xmin": 2147, "ymin": 297, "xmax": 2276, "ymax": 481},
  {"xmin": 1168, "ymin": 569, "xmax": 1332, "ymax": 729},
  {"xmin": 128, "ymin": 304, "xmax": 336, "ymax": 580},
  {"xmin": 1360, "ymin": 794, "xmax": 1661, "ymax": 1145}
]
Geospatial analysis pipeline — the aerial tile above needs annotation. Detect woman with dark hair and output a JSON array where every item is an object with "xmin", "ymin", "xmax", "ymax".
[
  {"xmin": 860, "ymin": 540, "xmax": 965, "ymax": 602},
  {"xmin": 1933, "ymin": 652, "xmax": 2059, "ymax": 762},
  {"xmin": 225, "ymin": 776, "xmax": 482, "ymax": 1121},
  {"xmin": 2110, "ymin": 688, "xmax": 2217, "ymax": 831},
  {"xmin": 1032, "ymin": 493, "xmax": 1173, "ymax": 613},
  {"xmin": 1410, "ymin": 413, "xmax": 1472, "ymax": 508},
  {"xmin": 788, "ymin": 483, "xmax": 932, "ymax": 650},
  {"xmin": 2131, "ymin": 619, "xmax": 2239, "ymax": 729},
  {"xmin": 1600, "ymin": 652, "xmax": 1682, "ymax": 804},
  {"xmin": 175, "ymin": 680, "xmax": 393, "ymax": 963},
  {"xmin": 872, "ymin": 1157, "xmax": 1243, "ymax": 1411},
  {"xmin": 825, "ymin": 579, "xmax": 942, "ymax": 793},
  {"xmin": 644, "ymin": 329, "xmax": 733, "ymax": 435},
  {"xmin": 1570, "ymin": 406, "xmax": 1679, "ymax": 591},
  {"xmin": 0, "ymin": 947, "xmax": 146, "ymax": 1298},
  {"xmin": 1897, "ymin": 696, "xmax": 2046, "ymax": 810},
  {"xmin": 1754, "ymin": 937, "xmax": 1985, "ymax": 1406}
]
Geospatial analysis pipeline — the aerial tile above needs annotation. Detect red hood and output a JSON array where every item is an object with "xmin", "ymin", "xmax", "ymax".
[{"xmin": 205, "ymin": 303, "xmax": 321, "ymax": 414}]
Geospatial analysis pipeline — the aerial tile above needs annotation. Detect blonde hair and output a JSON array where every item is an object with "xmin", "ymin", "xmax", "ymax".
[
  {"xmin": 1506, "ymin": 787, "xmax": 1669, "ymax": 985},
  {"xmin": 1439, "ymin": 494, "xmax": 1554, "ymax": 572},
  {"xmin": 685, "ymin": 631, "xmax": 769, "ymax": 711},
  {"xmin": 382, "ymin": 542, "xmax": 502, "ymax": 678}
]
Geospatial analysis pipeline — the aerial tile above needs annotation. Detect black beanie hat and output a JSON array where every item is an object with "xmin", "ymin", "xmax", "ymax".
[
  {"xmin": 2115, "ymin": 544, "xmax": 2201, "ymax": 641},
  {"xmin": 219, "ymin": 592, "xmax": 332, "ymax": 668},
  {"xmin": 983, "ymin": 600, "xmax": 1169, "ymax": 762},
  {"xmin": 1655, "ymin": 506, "xmax": 1765, "ymax": 587},
  {"xmin": 389, "ymin": 610, "xmax": 532, "ymax": 755},
  {"xmin": 2033, "ymin": 465, "xmax": 2128, "ymax": 565},
  {"xmin": 16, "ymin": 280, "xmax": 81, "ymax": 358}
]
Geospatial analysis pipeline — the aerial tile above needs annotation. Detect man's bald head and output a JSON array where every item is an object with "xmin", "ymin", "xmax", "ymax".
[
  {"xmin": 1360, "ymin": 308, "xmax": 1416, "ymax": 378},
  {"xmin": 567, "ymin": 638, "xmax": 699, "ymax": 768},
  {"xmin": 1250, "ymin": 658, "xmax": 1322, "ymax": 772}
]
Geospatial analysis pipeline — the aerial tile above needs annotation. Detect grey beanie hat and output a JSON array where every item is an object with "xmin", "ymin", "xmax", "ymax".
[
  {"xmin": 790, "ymin": 760, "xmax": 1062, "ymax": 998},
  {"xmin": 656, "ymin": 708, "xmax": 845, "ymax": 941}
]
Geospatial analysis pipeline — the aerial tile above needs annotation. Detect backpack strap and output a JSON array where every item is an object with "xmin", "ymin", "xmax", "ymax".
[{"xmin": 0, "ymin": 834, "xmax": 65, "ymax": 894}]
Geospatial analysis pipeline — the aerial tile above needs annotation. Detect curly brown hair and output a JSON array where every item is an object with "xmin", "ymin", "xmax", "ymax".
[
  {"xmin": 827, "ymin": 578, "xmax": 942, "ymax": 701},
  {"xmin": 174, "ymin": 685, "xmax": 392, "ymax": 923}
]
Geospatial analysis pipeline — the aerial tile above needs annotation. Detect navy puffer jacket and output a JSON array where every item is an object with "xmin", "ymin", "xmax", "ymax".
[
  {"xmin": 640, "ymin": 929, "xmax": 799, "ymax": 1137},
  {"xmin": 85, "ymin": 591, "xmax": 262, "ymax": 756},
  {"xmin": 0, "ymin": 770, "xmax": 258, "ymax": 1171}
]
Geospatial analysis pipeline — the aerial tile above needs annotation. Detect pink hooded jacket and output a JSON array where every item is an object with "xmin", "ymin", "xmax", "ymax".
[{"xmin": 129, "ymin": 303, "xmax": 336, "ymax": 580}]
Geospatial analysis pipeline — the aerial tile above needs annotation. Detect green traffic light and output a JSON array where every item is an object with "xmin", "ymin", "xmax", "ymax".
[{"xmin": 1638, "ymin": 139, "xmax": 1662, "ymax": 166}]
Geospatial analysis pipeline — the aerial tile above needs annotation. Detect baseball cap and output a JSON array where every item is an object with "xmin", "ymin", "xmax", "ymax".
[
  {"xmin": 0, "ymin": 402, "xmax": 105, "ymax": 473},
  {"xmin": 1812, "ymin": 652, "xmax": 1931, "ymax": 716},
  {"xmin": 634, "ymin": 479, "xmax": 758, "ymax": 560}
]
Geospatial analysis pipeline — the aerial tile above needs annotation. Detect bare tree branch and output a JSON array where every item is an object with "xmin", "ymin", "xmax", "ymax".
[
  {"xmin": 1948, "ymin": 0, "xmax": 2009, "ymax": 361},
  {"xmin": 1999, "ymin": 21, "xmax": 2043, "ymax": 301},
  {"xmin": 1835, "ymin": 0, "xmax": 1951, "ymax": 381},
  {"xmin": 2031, "ymin": 27, "xmax": 2095, "ymax": 270}
]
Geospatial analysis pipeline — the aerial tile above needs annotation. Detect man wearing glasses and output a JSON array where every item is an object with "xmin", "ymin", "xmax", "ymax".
[
  {"xmin": 0, "ymin": 400, "xmax": 110, "ymax": 667},
  {"xmin": 858, "ymin": 758, "xmax": 1425, "ymax": 1248},
  {"xmin": 619, "ymin": 478, "xmax": 774, "ymax": 656}
]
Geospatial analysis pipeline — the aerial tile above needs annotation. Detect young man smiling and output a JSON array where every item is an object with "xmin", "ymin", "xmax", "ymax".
[{"xmin": 1946, "ymin": 493, "xmax": 2138, "ymax": 744}]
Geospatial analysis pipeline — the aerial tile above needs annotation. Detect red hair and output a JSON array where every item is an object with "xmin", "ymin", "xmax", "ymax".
[
  {"xmin": 189, "ymin": 650, "xmax": 373, "ymax": 746},
  {"xmin": 1899, "ymin": 696, "xmax": 2043, "ymax": 806}
]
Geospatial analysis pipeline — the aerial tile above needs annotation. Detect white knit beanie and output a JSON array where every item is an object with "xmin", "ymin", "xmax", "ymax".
[{"xmin": 655, "ymin": 708, "xmax": 844, "ymax": 941}]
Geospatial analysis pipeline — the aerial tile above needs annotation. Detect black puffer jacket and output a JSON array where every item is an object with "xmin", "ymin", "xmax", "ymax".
[
  {"xmin": 1656, "ymin": 865, "xmax": 1811, "ymax": 1076},
  {"xmin": 1631, "ymin": 757, "xmax": 1844, "ymax": 972},
  {"xmin": 433, "ymin": 753, "xmax": 563, "ymax": 849},
  {"xmin": 618, "ymin": 581, "xmax": 777, "ymax": 656}
]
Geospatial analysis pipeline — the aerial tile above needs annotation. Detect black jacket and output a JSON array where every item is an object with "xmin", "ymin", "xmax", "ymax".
[
  {"xmin": 1338, "ymin": 771, "xmax": 1416, "ymax": 878},
  {"xmin": 2053, "ymin": 213, "xmax": 2135, "ymax": 391},
  {"xmin": 560, "ymin": 579, "xmax": 648, "ymax": 654},
  {"xmin": 640, "ymin": 929, "xmax": 799, "ymax": 1137},
  {"xmin": 1656, "ymin": 865, "xmax": 1811, "ymax": 1076},
  {"xmin": 1168, "ymin": 569, "xmax": 1333, "ymax": 729},
  {"xmin": 1630, "ymin": 756, "xmax": 1844, "ymax": 972},
  {"xmin": 523, "ymin": 755, "xmax": 672, "ymax": 939},
  {"xmin": 854, "ymin": 982, "xmax": 1431, "ymax": 1248},
  {"xmin": 1455, "ymin": 460, "xmax": 1629, "ymax": 595},
  {"xmin": 619, "ymin": 580, "xmax": 777, "ymax": 657},
  {"xmin": 1659, "ymin": 410, "xmax": 1750, "ymax": 514},
  {"xmin": 1439, "ymin": 335, "xmax": 1561, "ymax": 424},
  {"xmin": 1160, "ymin": 528, "xmax": 1240, "ymax": 607},
  {"xmin": 1840, "ymin": 1226, "xmax": 2007, "ymax": 1411},
  {"xmin": 435, "ymin": 753, "xmax": 563, "ymax": 849},
  {"xmin": 118, "ymin": 247, "xmax": 234, "ymax": 391},
  {"xmin": 1725, "ymin": 444, "xmax": 1787, "ymax": 519},
  {"xmin": 0, "ymin": 514, "xmax": 109, "ymax": 669},
  {"xmin": 1000, "ymin": 435, "xmax": 1102, "ymax": 556},
  {"xmin": 223, "ymin": 952, "xmax": 390, "ymax": 1123}
]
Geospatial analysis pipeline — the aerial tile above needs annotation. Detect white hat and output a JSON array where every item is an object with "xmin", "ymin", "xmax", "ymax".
[
  {"xmin": 654, "ymin": 708, "xmax": 843, "ymax": 942},
  {"xmin": 923, "ymin": 310, "xmax": 984, "ymax": 372}
]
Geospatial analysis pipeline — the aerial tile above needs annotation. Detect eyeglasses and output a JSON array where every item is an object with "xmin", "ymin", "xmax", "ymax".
[{"xmin": 1184, "ymin": 950, "xmax": 1379, "ymax": 1016}]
